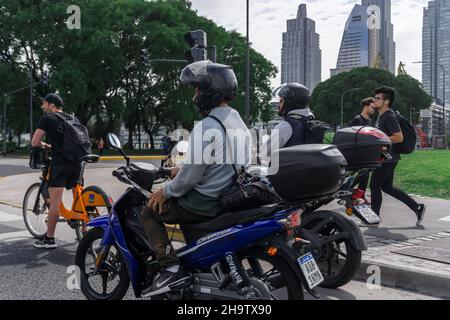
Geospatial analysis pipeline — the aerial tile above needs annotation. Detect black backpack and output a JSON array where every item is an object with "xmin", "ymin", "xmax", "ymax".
[
  {"xmin": 293, "ymin": 116, "xmax": 331, "ymax": 144},
  {"xmin": 54, "ymin": 113, "xmax": 92, "ymax": 164},
  {"xmin": 393, "ymin": 111, "xmax": 417, "ymax": 154}
]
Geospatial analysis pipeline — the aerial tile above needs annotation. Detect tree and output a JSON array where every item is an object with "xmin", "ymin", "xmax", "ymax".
[
  {"xmin": 311, "ymin": 67, "xmax": 432, "ymax": 127},
  {"xmin": 0, "ymin": 0, "xmax": 277, "ymax": 150}
]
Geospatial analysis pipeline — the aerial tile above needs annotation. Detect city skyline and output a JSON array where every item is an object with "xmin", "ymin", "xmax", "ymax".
[{"xmin": 190, "ymin": 0, "xmax": 430, "ymax": 89}]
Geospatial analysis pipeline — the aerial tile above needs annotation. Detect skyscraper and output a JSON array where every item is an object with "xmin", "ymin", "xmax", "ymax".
[
  {"xmin": 281, "ymin": 4, "xmax": 322, "ymax": 91},
  {"xmin": 331, "ymin": 0, "xmax": 396, "ymax": 76},
  {"xmin": 422, "ymin": 0, "xmax": 450, "ymax": 106}
]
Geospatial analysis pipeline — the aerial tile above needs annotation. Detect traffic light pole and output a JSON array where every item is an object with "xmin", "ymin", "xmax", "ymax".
[{"xmin": 245, "ymin": 0, "xmax": 250, "ymax": 125}]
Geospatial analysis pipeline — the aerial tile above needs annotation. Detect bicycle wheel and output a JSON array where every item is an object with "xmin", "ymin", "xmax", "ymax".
[{"xmin": 23, "ymin": 182, "xmax": 49, "ymax": 239}]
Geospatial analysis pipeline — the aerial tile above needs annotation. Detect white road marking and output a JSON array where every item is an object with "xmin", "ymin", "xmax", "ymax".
[
  {"xmin": 0, "ymin": 231, "xmax": 30, "ymax": 242},
  {"xmin": 0, "ymin": 211, "xmax": 22, "ymax": 223},
  {"xmin": 438, "ymin": 215, "xmax": 450, "ymax": 222}
]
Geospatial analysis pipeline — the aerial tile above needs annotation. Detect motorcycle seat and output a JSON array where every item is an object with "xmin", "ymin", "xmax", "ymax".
[{"xmin": 183, "ymin": 204, "xmax": 286, "ymax": 233}]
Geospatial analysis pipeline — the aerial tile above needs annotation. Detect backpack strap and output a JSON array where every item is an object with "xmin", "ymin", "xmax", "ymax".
[
  {"xmin": 52, "ymin": 112, "xmax": 73, "ymax": 122},
  {"xmin": 208, "ymin": 115, "xmax": 239, "ymax": 175}
]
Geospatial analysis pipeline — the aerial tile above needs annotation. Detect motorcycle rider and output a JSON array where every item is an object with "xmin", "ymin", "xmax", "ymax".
[
  {"xmin": 140, "ymin": 60, "xmax": 252, "ymax": 297},
  {"xmin": 260, "ymin": 83, "xmax": 315, "ymax": 165}
]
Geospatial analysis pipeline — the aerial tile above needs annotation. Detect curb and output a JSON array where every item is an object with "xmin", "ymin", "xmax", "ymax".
[{"xmin": 355, "ymin": 258, "xmax": 450, "ymax": 299}]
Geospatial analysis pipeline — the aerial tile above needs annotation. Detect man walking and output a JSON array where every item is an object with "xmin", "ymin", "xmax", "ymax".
[
  {"xmin": 349, "ymin": 98, "xmax": 376, "ymax": 204},
  {"xmin": 370, "ymin": 87, "xmax": 426, "ymax": 226},
  {"xmin": 349, "ymin": 97, "xmax": 375, "ymax": 127}
]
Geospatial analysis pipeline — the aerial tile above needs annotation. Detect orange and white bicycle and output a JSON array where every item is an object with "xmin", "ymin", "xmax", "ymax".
[{"xmin": 23, "ymin": 148, "xmax": 113, "ymax": 240}]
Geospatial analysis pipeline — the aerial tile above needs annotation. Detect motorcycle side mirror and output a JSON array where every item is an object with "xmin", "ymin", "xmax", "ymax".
[
  {"xmin": 108, "ymin": 133, "xmax": 122, "ymax": 150},
  {"xmin": 107, "ymin": 133, "xmax": 130, "ymax": 166},
  {"xmin": 176, "ymin": 141, "xmax": 189, "ymax": 154}
]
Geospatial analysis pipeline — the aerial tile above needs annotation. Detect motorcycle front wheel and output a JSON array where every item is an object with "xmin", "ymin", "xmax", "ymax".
[{"xmin": 75, "ymin": 228, "xmax": 130, "ymax": 300}]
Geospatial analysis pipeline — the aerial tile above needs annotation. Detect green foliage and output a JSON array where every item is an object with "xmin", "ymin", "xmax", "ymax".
[
  {"xmin": 0, "ymin": 0, "xmax": 276, "ymax": 149},
  {"xmin": 311, "ymin": 67, "xmax": 432, "ymax": 127}
]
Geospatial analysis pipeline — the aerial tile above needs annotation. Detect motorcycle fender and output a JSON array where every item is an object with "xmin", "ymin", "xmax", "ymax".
[
  {"xmin": 86, "ymin": 215, "xmax": 109, "ymax": 230},
  {"xmin": 301, "ymin": 210, "xmax": 368, "ymax": 251},
  {"xmin": 257, "ymin": 235, "xmax": 319, "ymax": 297}
]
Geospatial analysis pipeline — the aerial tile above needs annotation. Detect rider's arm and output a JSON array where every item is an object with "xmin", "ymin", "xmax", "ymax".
[
  {"xmin": 164, "ymin": 164, "xmax": 207, "ymax": 199},
  {"xmin": 260, "ymin": 121, "xmax": 293, "ymax": 166},
  {"xmin": 31, "ymin": 129, "xmax": 48, "ymax": 148}
]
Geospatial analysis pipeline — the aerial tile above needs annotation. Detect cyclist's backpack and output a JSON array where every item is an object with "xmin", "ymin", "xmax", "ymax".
[
  {"xmin": 393, "ymin": 110, "xmax": 417, "ymax": 154},
  {"xmin": 54, "ymin": 113, "xmax": 92, "ymax": 164}
]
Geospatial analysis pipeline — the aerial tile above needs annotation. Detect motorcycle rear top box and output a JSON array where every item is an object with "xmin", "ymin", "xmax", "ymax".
[
  {"xmin": 268, "ymin": 145, "xmax": 347, "ymax": 201},
  {"xmin": 333, "ymin": 127, "xmax": 392, "ymax": 170}
]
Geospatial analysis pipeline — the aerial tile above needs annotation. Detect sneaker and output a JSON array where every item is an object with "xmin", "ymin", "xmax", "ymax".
[
  {"xmin": 34, "ymin": 237, "xmax": 57, "ymax": 249},
  {"xmin": 415, "ymin": 204, "xmax": 426, "ymax": 226},
  {"xmin": 141, "ymin": 267, "xmax": 191, "ymax": 298}
]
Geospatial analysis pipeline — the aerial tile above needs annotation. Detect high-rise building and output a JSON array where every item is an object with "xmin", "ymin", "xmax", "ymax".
[
  {"xmin": 422, "ymin": 0, "xmax": 450, "ymax": 106},
  {"xmin": 281, "ymin": 4, "xmax": 322, "ymax": 91},
  {"xmin": 331, "ymin": 0, "xmax": 396, "ymax": 76}
]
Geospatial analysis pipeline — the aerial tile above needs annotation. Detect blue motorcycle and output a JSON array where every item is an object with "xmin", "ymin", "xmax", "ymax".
[{"xmin": 75, "ymin": 134, "xmax": 323, "ymax": 300}]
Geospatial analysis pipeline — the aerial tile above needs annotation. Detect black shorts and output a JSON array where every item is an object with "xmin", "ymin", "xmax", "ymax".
[{"xmin": 48, "ymin": 162, "xmax": 83, "ymax": 190}]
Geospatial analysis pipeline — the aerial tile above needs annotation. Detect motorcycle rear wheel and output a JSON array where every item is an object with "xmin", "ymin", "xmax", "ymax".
[{"xmin": 296, "ymin": 211, "xmax": 362, "ymax": 289}]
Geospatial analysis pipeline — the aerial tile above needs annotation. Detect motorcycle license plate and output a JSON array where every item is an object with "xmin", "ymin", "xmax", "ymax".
[
  {"xmin": 354, "ymin": 205, "xmax": 381, "ymax": 224},
  {"xmin": 298, "ymin": 253, "xmax": 324, "ymax": 290}
]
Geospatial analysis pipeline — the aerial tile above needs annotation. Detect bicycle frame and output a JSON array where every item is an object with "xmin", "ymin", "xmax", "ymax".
[{"xmin": 38, "ymin": 160, "xmax": 112, "ymax": 222}]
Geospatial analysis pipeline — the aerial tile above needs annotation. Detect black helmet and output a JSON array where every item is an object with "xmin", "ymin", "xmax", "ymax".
[
  {"xmin": 273, "ymin": 83, "xmax": 311, "ymax": 115},
  {"xmin": 180, "ymin": 61, "xmax": 238, "ymax": 116}
]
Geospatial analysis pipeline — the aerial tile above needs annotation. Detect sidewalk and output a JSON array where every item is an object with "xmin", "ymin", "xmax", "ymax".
[{"xmin": 1, "ymin": 168, "xmax": 449, "ymax": 298}]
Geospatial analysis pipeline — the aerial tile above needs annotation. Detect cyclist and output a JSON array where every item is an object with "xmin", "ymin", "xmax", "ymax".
[{"xmin": 31, "ymin": 93, "xmax": 83, "ymax": 249}]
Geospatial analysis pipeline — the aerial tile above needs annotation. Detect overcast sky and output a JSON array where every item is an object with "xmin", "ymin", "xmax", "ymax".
[{"xmin": 189, "ymin": 0, "xmax": 429, "ymax": 89}]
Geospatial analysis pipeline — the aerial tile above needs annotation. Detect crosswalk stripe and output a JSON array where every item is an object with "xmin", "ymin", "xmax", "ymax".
[
  {"xmin": 0, "ymin": 211, "xmax": 22, "ymax": 222},
  {"xmin": 439, "ymin": 215, "xmax": 450, "ymax": 222},
  {"xmin": 0, "ymin": 231, "xmax": 30, "ymax": 242}
]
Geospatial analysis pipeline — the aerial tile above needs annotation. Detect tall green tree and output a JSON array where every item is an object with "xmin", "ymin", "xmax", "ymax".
[{"xmin": 311, "ymin": 67, "xmax": 432, "ymax": 127}]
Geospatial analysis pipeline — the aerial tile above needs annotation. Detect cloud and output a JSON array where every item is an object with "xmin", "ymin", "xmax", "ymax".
[{"xmin": 190, "ymin": 0, "xmax": 429, "ymax": 88}]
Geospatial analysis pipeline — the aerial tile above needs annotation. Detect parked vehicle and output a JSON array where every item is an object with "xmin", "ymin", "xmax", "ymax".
[{"xmin": 75, "ymin": 134, "xmax": 327, "ymax": 300}]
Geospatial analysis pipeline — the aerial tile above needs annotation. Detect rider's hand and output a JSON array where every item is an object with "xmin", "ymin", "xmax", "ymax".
[
  {"xmin": 148, "ymin": 187, "xmax": 167, "ymax": 214},
  {"xmin": 41, "ymin": 142, "xmax": 52, "ymax": 149},
  {"xmin": 170, "ymin": 167, "xmax": 180, "ymax": 179}
]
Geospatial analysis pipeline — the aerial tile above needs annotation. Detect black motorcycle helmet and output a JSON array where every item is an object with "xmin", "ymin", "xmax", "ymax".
[
  {"xmin": 273, "ymin": 83, "xmax": 311, "ymax": 116},
  {"xmin": 180, "ymin": 60, "xmax": 238, "ymax": 117}
]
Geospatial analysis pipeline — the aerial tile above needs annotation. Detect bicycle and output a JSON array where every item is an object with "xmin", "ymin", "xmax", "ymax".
[{"xmin": 23, "ymin": 148, "xmax": 113, "ymax": 241}]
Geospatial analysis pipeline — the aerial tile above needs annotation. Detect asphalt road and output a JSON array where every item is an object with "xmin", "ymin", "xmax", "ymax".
[{"xmin": 0, "ymin": 203, "xmax": 441, "ymax": 300}]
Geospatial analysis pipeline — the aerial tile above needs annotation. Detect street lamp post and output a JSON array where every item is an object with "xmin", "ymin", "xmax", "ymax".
[
  {"xmin": 414, "ymin": 61, "xmax": 447, "ymax": 136},
  {"xmin": 2, "ymin": 94, "xmax": 7, "ymax": 156},
  {"xmin": 436, "ymin": 63, "xmax": 446, "ymax": 137},
  {"xmin": 341, "ymin": 88, "xmax": 361, "ymax": 128}
]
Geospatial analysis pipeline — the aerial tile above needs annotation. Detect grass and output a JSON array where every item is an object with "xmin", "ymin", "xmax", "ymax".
[{"xmin": 394, "ymin": 150, "xmax": 450, "ymax": 200}]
